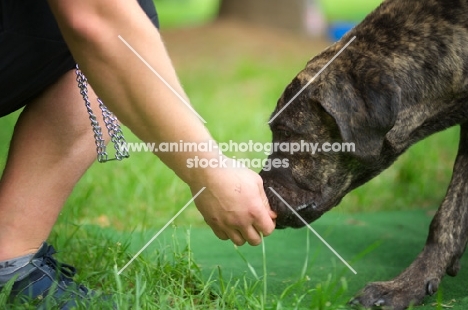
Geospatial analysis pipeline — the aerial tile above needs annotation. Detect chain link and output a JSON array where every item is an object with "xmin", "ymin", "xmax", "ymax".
[
  {"xmin": 75, "ymin": 64, "xmax": 129, "ymax": 163},
  {"xmin": 98, "ymin": 98, "xmax": 130, "ymax": 160}
]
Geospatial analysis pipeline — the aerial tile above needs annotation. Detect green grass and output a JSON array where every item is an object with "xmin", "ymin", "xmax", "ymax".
[
  {"xmin": 318, "ymin": 0, "xmax": 383, "ymax": 22},
  {"xmin": 154, "ymin": 0, "xmax": 220, "ymax": 29},
  {"xmin": 0, "ymin": 1, "xmax": 463, "ymax": 309}
]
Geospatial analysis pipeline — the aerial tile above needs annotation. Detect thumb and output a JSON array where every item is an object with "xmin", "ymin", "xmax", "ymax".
[{"xmin": 257, "ymin": 177, "xmax": 276, "ymax": 219}]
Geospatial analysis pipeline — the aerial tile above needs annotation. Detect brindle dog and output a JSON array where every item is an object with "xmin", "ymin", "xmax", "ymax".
[{"xmin": 260, "ymin": 0, "xmax": 468, "ymax": 308}]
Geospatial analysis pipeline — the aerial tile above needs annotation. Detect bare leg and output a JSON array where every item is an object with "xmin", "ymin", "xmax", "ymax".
[{"xmin": 0, "ymin": 70, "xmax": 107, "ymax": 260}]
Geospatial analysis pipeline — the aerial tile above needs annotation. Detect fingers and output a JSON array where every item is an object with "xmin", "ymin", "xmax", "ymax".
[
  {"xmin": 240, "ymin": 226, "xmax": 263, "ymax": 246},
  {"xmin": 207, "ymin": 218, "xmax": 263, "ymax": 246},
  {"xmin": 211, "ymin": 228, "xmax": 229, "ymax": 241},
  {"xmin": 253, "ymin": 216, "xmax": 274, "ymax": 237},
  {"xmin": 257, "ymin": 175, "xmax": 276, "ymax": 218},
  {"xmin": 227, "ymin": 230, "xmax": 247, "ymax": 246},
  {"xmin": 224, "ymin": 226, "xmax": 262, "ymax": 246},
  {"xmin": 196, "ymin": 168, "xmax": 277, "ymax": 247},
  {"xmin": 227, "ymin": 177, "xmax": 275, "ymax": 245},
  {"xmin": 255, "ymin": 179, "xmax": 276, "ymax": 237},
  {"xmin": 238, "ymin": 197, "xmax": 275, "ymax": 245},
  {"xmin": 205, "ymin": 219, "xmax": 247, "ymax": 245},
  {"xmin": 211, "ymin": 223, "xmax": 254, "ymax": 246}
]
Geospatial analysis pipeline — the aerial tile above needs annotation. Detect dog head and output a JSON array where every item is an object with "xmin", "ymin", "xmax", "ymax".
[{"xmin": 260, "ymin": 43, "xmax": 401, "ymax": 228}]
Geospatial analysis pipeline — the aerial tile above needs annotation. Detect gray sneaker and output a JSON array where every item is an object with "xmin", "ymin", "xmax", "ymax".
[{"xmin": 2, "ymin": 242, "xmax": 98, "ymax": 309}]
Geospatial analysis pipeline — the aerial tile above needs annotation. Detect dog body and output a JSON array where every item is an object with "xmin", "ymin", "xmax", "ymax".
[{"xmin": 261, "ymin": 0, "xmax": 468, "ymax": 308}]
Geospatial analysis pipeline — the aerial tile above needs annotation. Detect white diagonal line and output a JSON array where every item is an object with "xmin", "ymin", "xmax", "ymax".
[
  {"xmin": 268, "ymin": 187, "xmax": 357, "ymax": 274},
  {"xmin": 268, "ymin": 36, "xmax": 356, "ymax": 124},
  {"xmin": 117, "ymin": 187, "xmax": 206, "ymax": 275},
  {"xmin": 118, "ymin": 35, "xmax": 207, "ymax": 124}
]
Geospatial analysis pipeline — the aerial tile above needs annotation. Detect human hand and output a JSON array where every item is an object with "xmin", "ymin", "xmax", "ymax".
[{"xmin": 189, "ymin": 156, "xmax": 276, "ymax": 246}]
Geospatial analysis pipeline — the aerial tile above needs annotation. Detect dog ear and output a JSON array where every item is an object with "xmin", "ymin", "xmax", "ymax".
[{"xmin": 319, "ymin": 70, "xmax": 401, "ymax": 161}]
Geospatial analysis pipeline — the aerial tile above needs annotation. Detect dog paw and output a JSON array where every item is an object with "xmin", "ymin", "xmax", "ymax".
[{"xmin": 349, "ymin": 278, "xmax": 438, "ymax": 310}]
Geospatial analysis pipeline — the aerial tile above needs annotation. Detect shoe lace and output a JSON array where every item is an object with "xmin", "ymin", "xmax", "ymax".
[{"xmin": 39, "ymin": 245, "xmax": 88, "ymax": 294}]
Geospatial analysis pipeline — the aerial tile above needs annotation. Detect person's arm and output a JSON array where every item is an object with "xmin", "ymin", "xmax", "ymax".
[{"xmin": 46, "ymin": 0, "xmax": 276, "ymax": 245}]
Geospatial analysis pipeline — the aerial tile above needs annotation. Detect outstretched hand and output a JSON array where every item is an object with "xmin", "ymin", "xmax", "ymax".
[{"xmin": 190, "ymin": 156, "xmax": 276, "ymax": 246}]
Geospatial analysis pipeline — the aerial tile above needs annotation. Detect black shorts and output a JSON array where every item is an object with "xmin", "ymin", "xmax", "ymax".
[{"xmin": 0, "ymin": 0, "xmax": 159, "ymax": 117}]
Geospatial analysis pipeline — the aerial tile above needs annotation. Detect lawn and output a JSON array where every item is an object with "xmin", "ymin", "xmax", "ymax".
[
  {"xmin": 0, "ymin": 0, "xmax": 466, "ymax": 309},
  {"xmin": 153, "ymin": 0, "xmax": 219, "ymax": 29}
]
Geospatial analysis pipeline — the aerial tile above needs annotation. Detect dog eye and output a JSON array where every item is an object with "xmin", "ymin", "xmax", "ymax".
[
  {"xmin": 277, "ymin": 128, "xmax": 292, "ymax": 138},
  {"xmin": 280, "ymin": 130, "xmax": 291, "ymax": 138}
]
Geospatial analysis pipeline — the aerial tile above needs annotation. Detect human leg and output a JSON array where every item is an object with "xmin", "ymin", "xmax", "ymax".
[{"xmin": 0, "ymin": 69, "xmax": 107, "ymax": 261}]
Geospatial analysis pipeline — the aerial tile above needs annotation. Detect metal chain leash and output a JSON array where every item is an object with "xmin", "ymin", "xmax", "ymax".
[
  {"xmin": 98, "ymin": 97, "xmax": 130, "ymax": 160},
  {"xmin": 75, "ymin": 64, "xmax": 130, "ymax": 163}
]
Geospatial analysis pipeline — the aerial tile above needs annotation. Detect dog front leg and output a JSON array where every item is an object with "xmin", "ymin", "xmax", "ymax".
[{"xmin": 351, "ymin": 123, "xmax": 468, "ymax": 310}]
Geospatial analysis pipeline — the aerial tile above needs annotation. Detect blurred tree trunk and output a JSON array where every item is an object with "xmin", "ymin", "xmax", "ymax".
[{"xmin": 218, "ymin": 0, "xmax": 307, "ymax": 34}]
